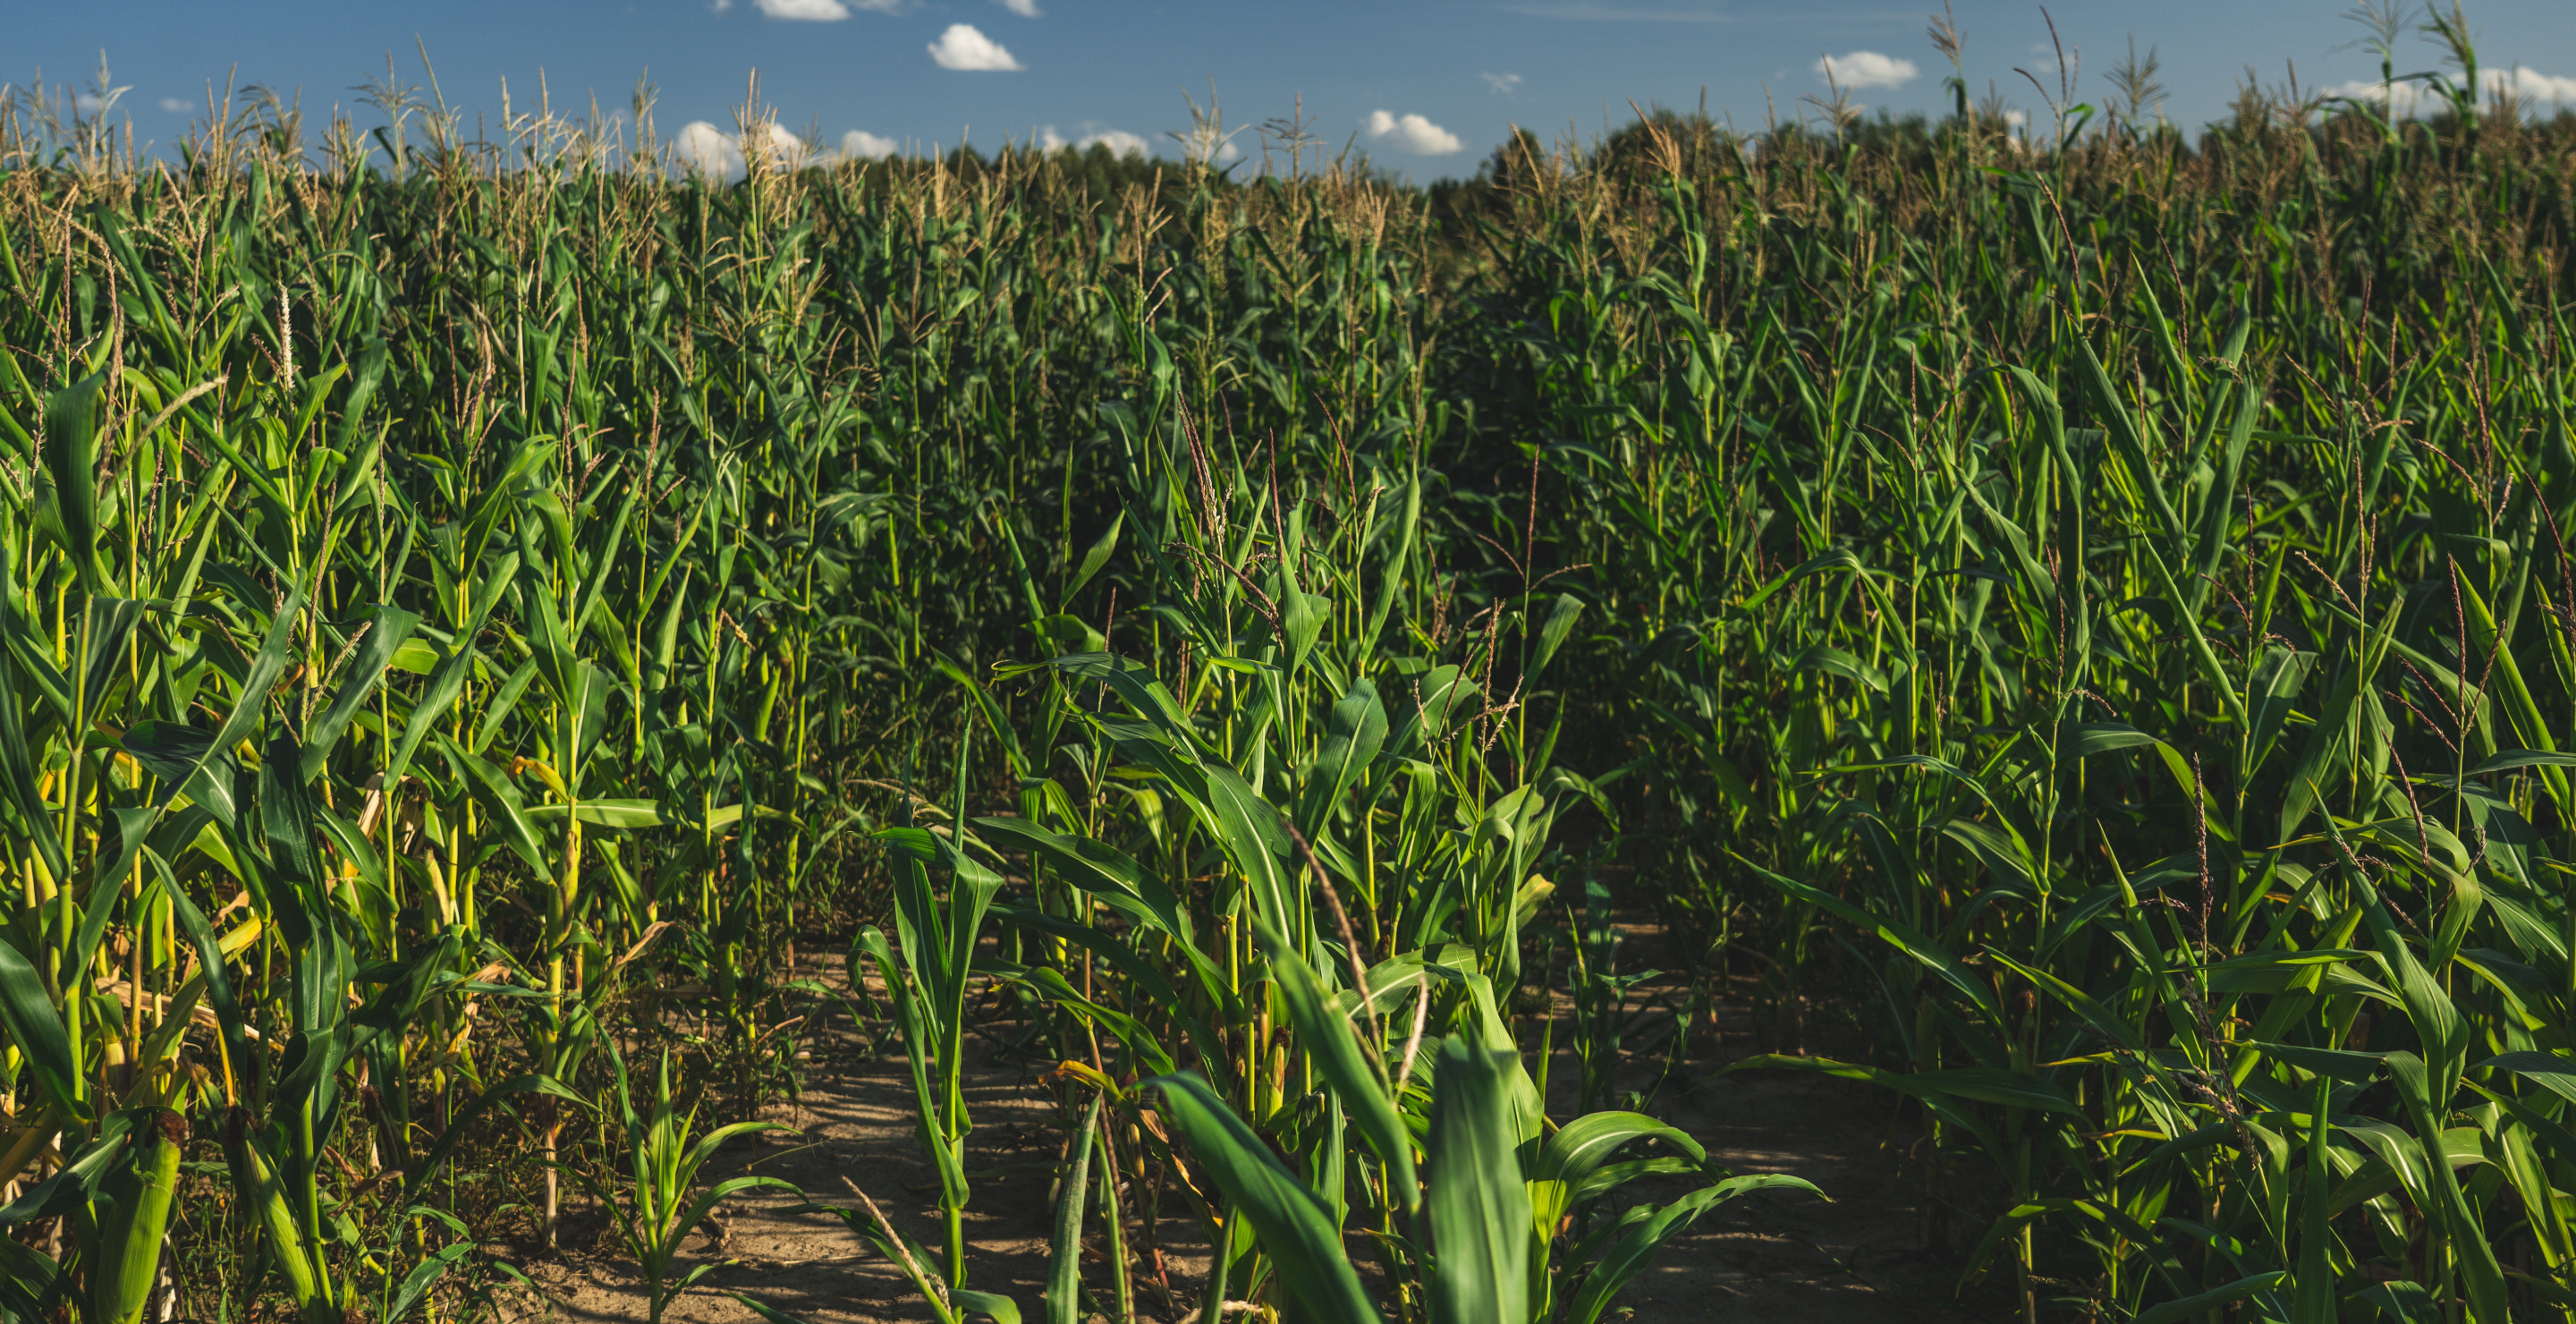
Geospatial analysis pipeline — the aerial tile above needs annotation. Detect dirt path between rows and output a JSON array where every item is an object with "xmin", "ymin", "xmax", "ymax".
[{"xmin": 502, "ymin": 946, "xmax": 1996, "ymax": 1323}]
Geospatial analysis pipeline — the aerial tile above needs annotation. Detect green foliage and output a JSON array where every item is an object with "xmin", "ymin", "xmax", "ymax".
[
  {"xmin": 13, "ymin": 33, "xmax": 2576, "ymax": 1320},
  {"xmin": 574, "ymin": 1048, "xmax": 795, "ymax": 1324}
]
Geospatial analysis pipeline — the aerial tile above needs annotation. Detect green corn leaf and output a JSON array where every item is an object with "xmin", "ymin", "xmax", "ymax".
[
  {"xmin": 1298, "ymin": 681, "xmax": 1387, "ymax": 829},
  {"xmin": 2478, "ymin": 1051, "xmax": 2576, "ymax": 1107},
  {"xmin": 1257, "ymin": 920, "xmax": 1418, "ymax": 1211},
  {"xmin": 471, "ymin": 659, "xmax": 539, "ymax": 757},
  {"xmin": 2136, "ymin": 1271, "xmax": 2292, "ymax": 1324},
  {"xmin": 1385, "ymin": 665, "xmax": 1480, "ymax": 762},
  {"xmin": 970, "ymin": 816, "xmax": 1191, "ymax": 944},
  {"xmin": 1145, "ymin": 1073, "xmax": 1385, "ymax": 1324},
  {"xmin": 31, "ymin": 374, "xmax": 106, "ymax": 589},
  {"xmin": 728, "ymin": 1294, "xmax": 816, "ymax": 1324},
  {"xmin": 2066, "ymin": 721, "xmax": 2159, "ymax": 757},
  {"xmin": 441, "ymin": 736, "xmax": 548, "ymax": 875},
  {"xmin": 385, "ymin": 1243, "xmax": 475, "ymax": 1324},
  {"xmin": 2385, "ymin": 1052, "xmax": 2509, "ymax": 1322},
  {"xmin": 1062, "ymin": 509, "xmax": 1123, "ymax": 607},
  {"xmin": 2294, "ymin": 1078, "xmax": 2334, "ymax": 1324},
  {"xmin": 1531, "ymin": 1112, "xmax": 1708, "ymax": 1229},
  {"xmin": 169, "ymin": 584, "xmax": 305, "ymax": 825},
  {"xmin": 325, "ymin": 341, "xmax": 390, "ymax": 513},
  {"xmin": 1200, "ymin": 762, "xmax": 1296, "ymax": 930},
  {"xmin": 1048, "ymin": 652, "xmax": 1198, "ymax": 751},
  {"xmin": 162, "ymin": 878, "xmax": 249, "ymax": 1081},
  {"xmin": 0, "ymin": 1112, "xmax": 135, "ymax": 1226},
  {"xmin": 524, "ymin": 799, "xmax": 664, "ymax": 830},
  {"xmin": 1563, "ymin": 1174, "xmax": 1824, "ymax": 1324},
  {"xmin": 0, "ymin": 649, "xmax": 67, "ymax": 882},
  {"xmin": 979, "ymin": 960, "xmax": 1178, "ymax": 1078},
  {"xmin": 0, "ymin": 941, "xmax": 84, "ymax": 1124},
  {"xmin": 385, "ymin": 551, "xmax": 519, "ymax": 785},
  {"xmin": 2469, "ymin": 749, "xmax": 2576, "ymax": 776},
  {"xmin": 2078, "ymin": 341, "xmax": 2186, "ymax": 554},
  {"xmin": 1426, "ymin": 1037, "xmax": 1531, "ymax": 1324},
  {"xmin": 852, "ymin": 925, "xmax": 965, "ymax": 1211},
  {"xmin": 949, "ymin": 1292, "xmax": 1022, "ymax": 1324},
  {"xmin": 1530, "ymin": 592, "xmax": 1587, "ymax": 681},
  {"xmin": 75, "ymin": 598, "xmax": 144, "ymax": 726},
  {"xmin": 300, "ymin": 605, "xmax": 423, "ymax": 779},
  {"xmin": 1045, "ymin": 1095, "xmax": 1100, "ymax": 1324}
]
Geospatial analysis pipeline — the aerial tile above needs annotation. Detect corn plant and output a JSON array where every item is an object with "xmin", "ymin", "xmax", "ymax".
[
  {"xmin": 573, "ymin": 1046, "xmax": 796, "ymax": 1324},
  {"xmin": 17, "ymin": 15, "xmax": 2576, "ymax": 1320}
]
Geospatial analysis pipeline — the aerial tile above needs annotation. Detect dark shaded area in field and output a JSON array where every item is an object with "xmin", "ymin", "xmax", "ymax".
[{"xmin": 503, "ymin": 938, "xmax": 1994, "ymax": 1323}]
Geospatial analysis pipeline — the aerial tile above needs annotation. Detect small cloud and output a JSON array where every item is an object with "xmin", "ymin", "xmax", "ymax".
[
  {"xmin": 2003, "ymin": 109, "xmax": 2027, "ymax": 128},
  {"xmin": 1080, "ymin": 129, "xmax": 1148, "ymax": 157},
  {"xmin": 2328, "ymin": 67, "xmax": 2576, "ymax": 116},
  {"xmin": 1363, "ymin": 110, "xmax": 1462, "ymax": 156},
  {"xmin": 839, "ymin": 129, "xmax": 900, "ymax": 159},
  {"xmin": 996, "ymin": 0, "xmax": 1041, "ymax": 14},
  {"xmin": 672, "ymin": 122, "xmax": 817, "ymax": 178},
  {"xmin": 710, "ymin": 0, "xmax": 732, "ymax": 10},
  {"xmin": 2491, "ymin": 65, "xmax": 2576, "ymax": 103},
  {"xmin": 749, "ymin": 124, "xmax": 811, "ymax": 166},
  {"xmin": 1482, "ymin": 72, "xmax": 1523, "ymax": 96},
  {"xmin": 674, "ymin": 122, "xmax": 746, "ymax": 177},
  {"xmin": 1039, "ymin": 124, "xmax": 1150, "ymax": 157},
  {"xmin": 929, "ymin": 23, "xmax": 1021, "ymax": 70},
  {"xmin": 159, "ymin": 97, "xmax": 193, "ymax": 114},
  {"xmin": 756, "ymin": 0, "xmax": 849, "ymax": 17},
  {"xmin": 2327, "ymin": 78, "xmax": 2414, "ymax": 112},
  {"xmin": 1815, "ymin": 50, "xmax": 1917, "ymax": 90}
]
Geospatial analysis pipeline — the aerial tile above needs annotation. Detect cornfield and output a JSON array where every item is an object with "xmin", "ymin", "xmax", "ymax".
[{"xmin": 8, "ymin": 18, "xmax": 2576, "ymax": 1321}]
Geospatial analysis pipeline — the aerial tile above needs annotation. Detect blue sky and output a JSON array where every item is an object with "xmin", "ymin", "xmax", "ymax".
[{"xmin": 19, "ymin": 2, "xmax": 2576, "ymax": 178}]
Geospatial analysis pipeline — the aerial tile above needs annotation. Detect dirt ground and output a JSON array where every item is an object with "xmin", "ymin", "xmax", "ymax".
[{"xmin": 498, "ymin": 938, "xmax": 1997, "ymax": 1324}]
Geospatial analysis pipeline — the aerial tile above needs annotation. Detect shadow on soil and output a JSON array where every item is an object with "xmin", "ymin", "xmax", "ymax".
[{"xmin": 500, "ymin": 936, "xmax": 2002, "ymax": 1324}]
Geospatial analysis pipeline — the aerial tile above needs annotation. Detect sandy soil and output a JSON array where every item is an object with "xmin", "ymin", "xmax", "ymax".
[{"xmin": 496, "ymin": 940, "xmax": 1997, "ymax": 1324}]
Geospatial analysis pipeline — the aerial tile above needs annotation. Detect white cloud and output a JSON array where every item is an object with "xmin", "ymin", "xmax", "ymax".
[
  {"xmin": 2330, "ymin": 66, "xmax": 2576, "ymax": 116},
  {"xmin": 158, "ymin": 97, "xmax": 193, "ymax": 114},
  {"xmin": 672, "ymin": 122, "xmax": 818, "ymax": 178},
  {"xmin": 1081, "ymin": 129, "xmax": 1148, "ymax": 157},
  {"xmin": 1815, "ymin": 50, "xmax": 1918, "ymax": 90},
  {"xmin": 710, "ymin": 0, "xmax": 732, "ymax": 10},
  {"xmin": 673, "ymin": 122, "xmax": 746, "ymax": 177},
  {"xmin": 839, "ymin": 129, "xmax": 900, "ymax": 159},
  {"xmin": 1362, "ymin": 109, "xmax": 1462, "ymax": 155},
  {"xmin": 1482, "ymin": 72, "xmax": 1523, "ymax": 96},
  {"xmin": 756, "ymin": 0, "xmax": 849, "ymax": 16},
  {"xmin": 996, "ymin": 0, "xmax": 1042, "ymax": 13},
  {"xmin": 929, "ymin": 23, "xmax": 1022, "ymax": 70},
  {"xmin": 2490, "ymin": 65, "xmax": 2576, "ymax": 102},
  {"xmin": 1038, "ymin": 125, "xmax": 1152, "ymax": 158},
  {"xmin": 2327, "ymin": 78, "xmax": 2431, "ymax": 114},
  {"xmin": 730, "ymin": 124, "xmax": 811, "ymax": 168}
]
